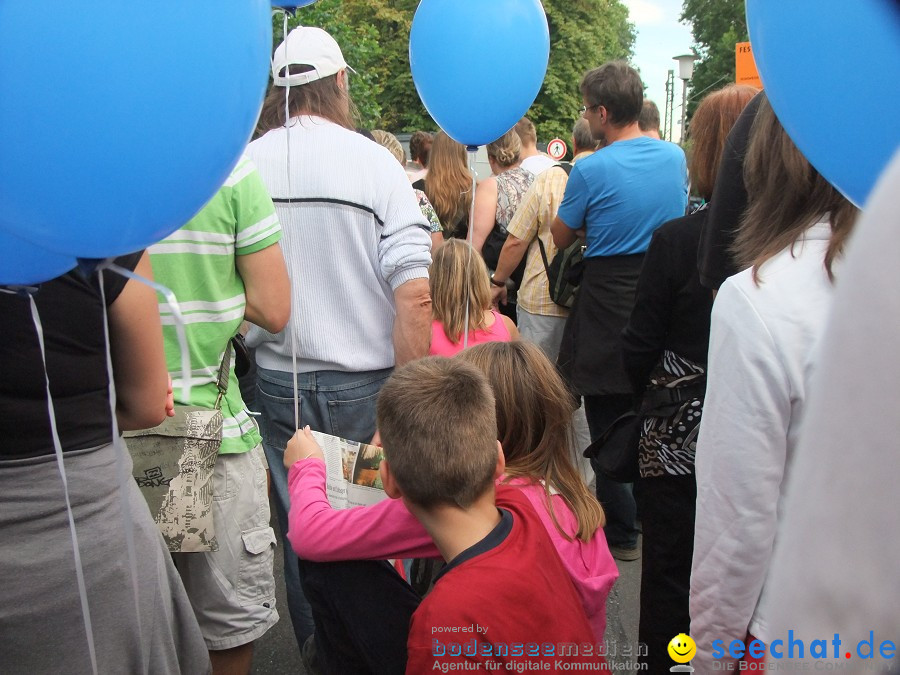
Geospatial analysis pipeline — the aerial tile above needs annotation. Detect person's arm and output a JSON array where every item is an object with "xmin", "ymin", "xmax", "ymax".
[
  {"xmin": 236, "ymin": 242, "xmax": 290, "ymax": 333},
  {"xmin": 551, "ymin": 215, "xmax": 578, "ymax": 249},
  {"xmin": 621, "ymin": 227, "xmax": 676, "ymax": 391},
  {"xmin": 501, "ymin": 314, "xmax": 519, "ymax": 340},
  {"xmin": 393, "ymin": 278, "xmax": 432, "ymax": 365},
  {"xmin": 471, "ymin": 176, "xmax": 498, "ymax": 253},
  {"xmin": 690, "ymin": 281, "xmax": 791, "ymax": 671},
  {"xmin": 108, "ymin": 252, "xmax": 170, "ymax": 430},
  {"xmin": 378, "ymin": 160, "xmax": 433, "ymax": 364},
  {"xmin": 229, "ymin": 156, "xmax": 290, "ymax": 332},
  {"xmin": 284, "ymin": 429, "xmax": 440, "ymax": 561},
  {"xmin": 553, "ymin": 164, "xmax": 589, "ymax": 249},
  {"xmin": 430, "ymin": 230, "xmax": 444, "ymax": 252},
  {"xmin": 489, "ymin": 235, "xmax": 528, "ymax": 306}
]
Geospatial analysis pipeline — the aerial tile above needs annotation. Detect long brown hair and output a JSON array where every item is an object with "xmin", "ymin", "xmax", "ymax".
[
  {"xmin": 255, "ymin": 68, "xmax": 358, "ymax": 138},
  {"xmin": 430, "ymin": 239, "xmax": 492, "ymax": 343},
  {"xmin": 734, "ymin": 97, "xmax": 859, "ymax": 283},
  {"xmin": 457, "ymin": 341, "xmax": 605, "ymax": 541},
  {"xmin": 424, "ymin": 131, "xmax": 471, "ymax": 235},
  {"xmin": 688, "ymin": 84, "xmax": 759, "ymax": 200}
]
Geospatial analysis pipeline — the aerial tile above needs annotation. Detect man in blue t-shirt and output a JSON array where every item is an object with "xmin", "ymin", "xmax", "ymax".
[{"xmin": 551, "ymin": 61, "xmax": 688, "ymax": 561}]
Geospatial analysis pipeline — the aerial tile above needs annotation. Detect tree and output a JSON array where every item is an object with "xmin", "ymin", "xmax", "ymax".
[
  {"xmin": 268, "ymin": 1, "xmax": 635, "ymax": 143},
  {"xmin": 530, "ymin": 0, "xmax": 635, "ymax": 145},
  {"xmin": 680, "ymin": 0, "xmax": 748, "ymax": 118}
]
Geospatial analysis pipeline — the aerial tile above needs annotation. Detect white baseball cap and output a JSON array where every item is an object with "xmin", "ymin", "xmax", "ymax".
[{"xmin": 272, "ymin": 26, "xmax": 355, "ymax": 87}]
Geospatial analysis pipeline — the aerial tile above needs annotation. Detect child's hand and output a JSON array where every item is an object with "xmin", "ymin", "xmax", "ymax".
[{"xmin": 284, "ymin": 425, "xmax": 324, "ymax": 469}]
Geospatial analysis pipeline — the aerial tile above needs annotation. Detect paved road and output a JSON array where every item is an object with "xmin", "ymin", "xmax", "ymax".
[{"xmin": 252, "ymin": 497, "xmax": 643, "ymax": 674}]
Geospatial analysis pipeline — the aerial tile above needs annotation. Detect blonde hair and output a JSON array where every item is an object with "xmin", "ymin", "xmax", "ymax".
[
  {"xmin": 371, "ymin": 129, "xmax": 406, "ymax": 165},
  {"xmin": 425, "ymin": 131, "xmax": 471, "ymax": 235},
  {"xmin": 458, "ymin": 342, "xmax": 605, "ymax": 541},
  {"xmin": 486, "ymin": 129, "xmax": 521, "ymax": 168},
  {"xmin": 430, "ymin": 239, "xmax": 492, "ymax": 344},
  {"xmin": 514, "ymin": 117, "xmax": 537, "ymax": 146},
  {"xmin": 734, "ymin": 97, "xmax": 859, "ymax": 283}
]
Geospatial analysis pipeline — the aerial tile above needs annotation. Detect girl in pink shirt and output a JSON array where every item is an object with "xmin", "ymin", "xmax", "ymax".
[
  {"xmin": 285, "ymin": 341, "xmax": 617, "ymax": 642},
  {"xmin": 429, "ymin": 239, "xmax": 518, "ymax": 356}
]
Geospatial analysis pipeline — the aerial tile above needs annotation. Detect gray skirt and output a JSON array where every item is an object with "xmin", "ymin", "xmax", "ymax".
[{"xmin": 0, "ymin": 442, "xmax": 210, "ymax": 674}]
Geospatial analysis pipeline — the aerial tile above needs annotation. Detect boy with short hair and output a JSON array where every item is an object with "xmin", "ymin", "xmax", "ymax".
[{"xmin": 375, "ymin": 357, "xmax": 602, "ymax": 671}]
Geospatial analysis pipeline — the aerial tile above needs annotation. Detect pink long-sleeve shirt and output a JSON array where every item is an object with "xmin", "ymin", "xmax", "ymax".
[{"xmin": 287, "ymin": 458, "xmax": 618, "ymax": 641}]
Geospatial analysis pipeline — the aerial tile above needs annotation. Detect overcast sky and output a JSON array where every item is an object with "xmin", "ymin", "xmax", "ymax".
[{"xmin": 621, "ymin": 0, "xmax": 696, "ymax": 141}]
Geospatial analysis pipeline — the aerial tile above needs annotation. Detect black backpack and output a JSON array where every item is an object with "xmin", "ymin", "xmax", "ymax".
[{"xmin": 536, "ymin": 163, "xmax": 585, "ymax": 309}]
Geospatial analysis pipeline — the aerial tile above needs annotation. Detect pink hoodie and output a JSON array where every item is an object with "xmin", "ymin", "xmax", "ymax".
[{"xmin": 287, "ymin": 458, "xmax": 618, "ymax": 641}]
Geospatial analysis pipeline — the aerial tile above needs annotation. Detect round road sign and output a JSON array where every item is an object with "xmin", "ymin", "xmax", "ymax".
[{"xmin": 547, "ymin": 138, "xmax": 568, "ymax": 160}]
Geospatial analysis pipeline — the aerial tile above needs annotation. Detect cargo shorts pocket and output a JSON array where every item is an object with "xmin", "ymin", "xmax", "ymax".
[{"xmin": 237, "ymin": 526, "xmax": 277, "ymax": 606}]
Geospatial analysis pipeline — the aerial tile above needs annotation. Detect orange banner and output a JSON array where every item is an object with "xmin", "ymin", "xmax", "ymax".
[{"xmin": 736, "ymin": 42, "xmax": 763, "ymax": 88}]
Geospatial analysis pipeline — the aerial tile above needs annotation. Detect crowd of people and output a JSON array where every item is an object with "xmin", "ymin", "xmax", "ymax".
[{"xmin": 1, "ymin": 19, "xmax": 893, "ymax": 675}]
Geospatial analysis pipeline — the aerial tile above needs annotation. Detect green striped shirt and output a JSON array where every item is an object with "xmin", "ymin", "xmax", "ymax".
[{"xmin": 149, "ymin": 156, "xmax": 282, "ymax": 454}]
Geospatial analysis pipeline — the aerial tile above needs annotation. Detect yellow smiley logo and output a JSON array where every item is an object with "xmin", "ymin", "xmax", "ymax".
[{"xmin": 667, "ymin": 633, "xmax": 696, "ymax": 663}]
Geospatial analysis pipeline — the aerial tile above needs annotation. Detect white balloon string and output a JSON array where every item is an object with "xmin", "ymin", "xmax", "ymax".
[
  {"xmin": 463, "ymin": 146, "xmax": 479, "ymax": 349},
  {"xmin": 282, "ymin": 9, "xmax": 301, "ymax": 432},
  {"xmin": 105, "ymin": 262, "xmax": 192, "ymax": 403},
  {"xmin": 97, "ymin": 268, "xmax": 145, "ymax": 669},
  {"xmin": 27, "ymin": 293, "xmax": 99, "ymax": 675}
]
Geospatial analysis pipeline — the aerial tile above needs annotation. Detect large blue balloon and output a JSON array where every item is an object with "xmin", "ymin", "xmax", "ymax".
[
  {"xmin": 0, "ymin": 2, "xmax": 272, "ymax": 258},
  {"xmin": 0, "ymin": 230, "xmax": 76, "ymax": 287},
  {"xmin": 747, "ymin": 0, "xmax": 900, "ymax": 206},
  {"xmin": 410, "ymin": 0, "xmax": 550, "ymax": 147}
]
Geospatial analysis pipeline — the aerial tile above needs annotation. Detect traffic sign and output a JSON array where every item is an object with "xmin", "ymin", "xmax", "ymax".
[{"xmin": 547, "ymin": 138, "xmax": 568, "ymax": 161}]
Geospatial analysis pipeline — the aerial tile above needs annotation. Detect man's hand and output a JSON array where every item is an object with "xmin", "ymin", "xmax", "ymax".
[
  {"xmin": 490, "ymin": 283, "xmax": 508, "ymax": 307},
  {"xmin": 284, "ymin": 425, "xmax": 324, "ymax": 469}
]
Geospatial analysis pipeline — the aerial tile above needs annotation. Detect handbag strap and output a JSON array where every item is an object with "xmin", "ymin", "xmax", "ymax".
[{"xmin": 213, "ymin": 341, "xmax": 233, "ymax": 410}]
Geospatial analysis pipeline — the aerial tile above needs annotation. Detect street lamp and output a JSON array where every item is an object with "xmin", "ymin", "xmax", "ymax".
[{"xmin": 673, "ymin": 53, "xmax": 697, "ymax": 144}]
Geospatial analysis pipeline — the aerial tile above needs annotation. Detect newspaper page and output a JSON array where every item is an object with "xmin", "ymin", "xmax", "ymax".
[{"xmin": 310, "ymin": 430, "xmax": 389, "ymax": 509}]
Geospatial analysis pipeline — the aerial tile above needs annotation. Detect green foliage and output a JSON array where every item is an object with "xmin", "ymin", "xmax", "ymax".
[
  {"xmin": 680, "ymin": 0, "xmax": 748, "ymax": 118},
  {"xmin": 530, "ymin": 0, "xmax": 635, "ymax": 144},
  {"xmin": 269, "ymin": 1, "xmax": 634, "ymax": 142}
]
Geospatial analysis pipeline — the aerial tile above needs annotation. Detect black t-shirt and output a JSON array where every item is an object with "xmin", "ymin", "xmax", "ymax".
[
  {"xmin": 0, "ymin": 253, "xmax": 143, "ymax": 459},
  {"xmin": 697, "ymin": 91, "xmax": 766, "ymax": 290}
]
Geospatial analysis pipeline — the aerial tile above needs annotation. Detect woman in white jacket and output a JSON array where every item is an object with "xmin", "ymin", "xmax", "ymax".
[{"xmin": 689, "ymin": 98, "xmax": 859, "ymax": 670}]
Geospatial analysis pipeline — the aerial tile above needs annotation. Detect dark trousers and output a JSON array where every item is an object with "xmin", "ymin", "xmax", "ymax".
[
  {"xmin": 298, "ymin": 559, "xmax": 421, "ymax": 675},
  {"xmin": 636, "ymin": 473, "xmax": 696, "ymax": 672},
  {"xmin": 583, "ymin": 394, "xmax": 639, "ymax": 549}
]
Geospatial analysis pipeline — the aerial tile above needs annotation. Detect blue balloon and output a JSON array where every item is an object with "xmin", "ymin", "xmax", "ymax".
[
  {"xmin": 0, "ymin": 2, "xmax": 272, "ymax": 258},
  {"xmin": 746, "ymin": 0, "xmax": 900, "ymax": 206},
  {"xmin": 0, "ymin": 230, "xmax": 76, "ymax": 287},
  {"xmin": 410, "ymin": 0, "xmax": 550, "ymax": 147}
]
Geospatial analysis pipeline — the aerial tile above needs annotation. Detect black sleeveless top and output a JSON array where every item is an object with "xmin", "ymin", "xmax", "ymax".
[{"xmin": 1, "ymin": 253, "xmax": 142, "ymax": 459}]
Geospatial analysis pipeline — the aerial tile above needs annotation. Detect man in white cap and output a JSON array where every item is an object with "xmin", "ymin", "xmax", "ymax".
[{"xmin": 245, "ymin": 25, "xmax": 433, "ymax": 664}]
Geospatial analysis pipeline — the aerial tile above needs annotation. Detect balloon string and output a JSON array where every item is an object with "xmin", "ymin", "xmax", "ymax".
[
  {"xmin": 105, "ymin": 262, "xmax": 192, "ymax": 404},
  {"xmin": 463, "ymin": 146, "xmax": 479, "ymax": 349},
  {"xmin": 281, "ymin": 10, "xmax": 301, "ymax": 432},
  {"xmin": 97, "ymin": 268, "xmax": 145, "ymax": 670},
  {"xmin": 27, "ymin": 294, "xmax": 99, "ymax": 675}
]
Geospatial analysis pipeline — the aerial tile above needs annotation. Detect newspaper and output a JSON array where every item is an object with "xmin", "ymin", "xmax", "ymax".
[{"xmin": 310, "ymin": 430, "xmax": 389, "ymax": 509}]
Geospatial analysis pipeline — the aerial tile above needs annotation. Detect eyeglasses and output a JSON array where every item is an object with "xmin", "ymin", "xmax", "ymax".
[{"xmin": 580, "ymin": 103, "xmax": 601, "ymax": 115}]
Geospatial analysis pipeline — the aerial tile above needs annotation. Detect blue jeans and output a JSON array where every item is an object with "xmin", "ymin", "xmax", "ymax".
[
  {"xmin": 584, "ymin": 393, "xmax": 640, "ymax": 549},
  {"xmin": 254, "ymin": 366, "xmax": 393, "ymax": 650}
]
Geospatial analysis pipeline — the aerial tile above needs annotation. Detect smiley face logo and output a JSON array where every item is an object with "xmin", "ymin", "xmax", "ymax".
[{"xmin": 667, "ymin": 633, "xmax": 696, "ymax": 664}]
